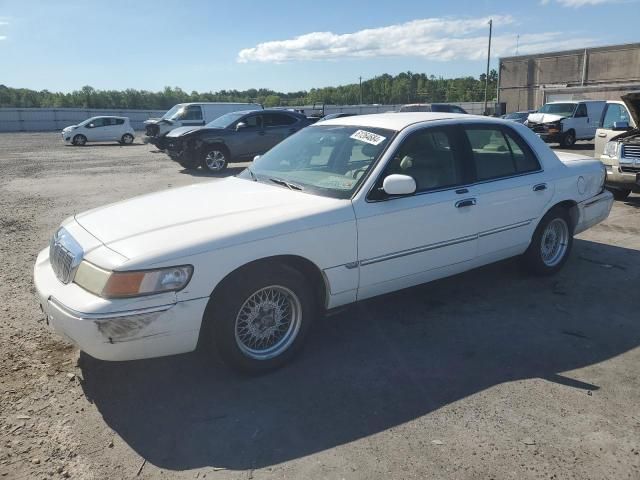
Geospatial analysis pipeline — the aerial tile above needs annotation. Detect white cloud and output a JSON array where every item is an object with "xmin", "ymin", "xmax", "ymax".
[
  {"xmin": 237, "ymin": 16, "xmax": 594, "ymax": 63},
  {"xmin": 0, "ymin": 36, "xmax": 6, "ymax": 41}
]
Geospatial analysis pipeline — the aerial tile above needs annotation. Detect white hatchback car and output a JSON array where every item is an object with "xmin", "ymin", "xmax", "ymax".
[
  {"xmin": 61, "ymin": 116, "xmax": 135, "ymax": 146},
  {"xmin": 36, "ymin": 113, "xmax": 613, "ymax": 373}
]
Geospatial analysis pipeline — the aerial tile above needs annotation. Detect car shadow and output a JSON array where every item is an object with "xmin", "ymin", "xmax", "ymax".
[
  {"xmin": 550, "ymin": 143, "xmax": 594, "ymax": 152},
  {"xmin": 623, "ymin": 195, "xmax": 640, "ymax": 208},
  {"xmin": 65, "ymin": 143, "xmax": 144, "ymax": 148},
  {"xmin": 79, "ymin": 239, "xmax": 640, "ymax": 472}
]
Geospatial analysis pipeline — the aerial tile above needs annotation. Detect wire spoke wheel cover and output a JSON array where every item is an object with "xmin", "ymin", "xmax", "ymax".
[
  {"xmin": 205, "ymin": 150, "xmax": 226, "ymax": 171},
  {"xmin": 234, "ymin": 285, "xmax": 302, "ymax": 360},
  {"xmin": 540, "ymin": 217, "xmax": 569, "ymax": 267}
]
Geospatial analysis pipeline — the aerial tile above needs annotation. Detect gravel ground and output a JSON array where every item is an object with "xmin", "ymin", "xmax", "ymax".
[{"xmin": 1, "ymin": 133, "xmax": 639, "ymax": 480}]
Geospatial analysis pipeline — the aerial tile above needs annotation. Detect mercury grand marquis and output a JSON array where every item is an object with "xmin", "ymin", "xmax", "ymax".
[{"xmin": 34, "ymin": 113, "xmax": 613, "ymax": 372}]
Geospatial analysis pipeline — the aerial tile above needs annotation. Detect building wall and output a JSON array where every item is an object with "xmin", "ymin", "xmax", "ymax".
[
  {"xmin": 499, "ymin": 43, "xmax": 640, "ymax": 113},
  {"xmin": 0, "ymin": 108, "xmax": 166, "ymax": 132}
]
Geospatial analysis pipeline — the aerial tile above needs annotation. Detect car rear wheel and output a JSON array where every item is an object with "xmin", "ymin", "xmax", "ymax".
[
  {"xmin": 523, "ymin": 207, "xmax": 573, "ymax": 275},
  {"xmin": 201, "ymin": 146, "xmax": 229, "ymax": 173},
  {"xmin": 72, "ymin": 134, "xmax": 87, "ymax": 146},
  {"xmin": 120, "ymin": 133, "xmax": 134, "ymax": 145},
  {"xmin": 560, "ymin": 130, "xmax": 576, "ymax": 148},
  {"xmin": 609, "ymin": 188, "xmax": 631, "ymax": 201},
  {"xmin": 206, "ymin": 264, "xmax": 315, "ymax": 373}
]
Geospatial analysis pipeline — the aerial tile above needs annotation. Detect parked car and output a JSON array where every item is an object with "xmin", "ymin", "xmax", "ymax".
[
  {"xmin": 164, "ymin": 109, "xmax": 311, "ymax": 172},
  {"xmin": 318, "ymin": 112, "xmax": 358, "ymax": 121},
  {"xmin": 594, "ymin": 99, "xmax": 636, "ymax": 157},
  {"xmin": 598, "ymin": 92, "xmax": 640, "ymax": 200},
  {"xmin": 526, "ymin": 100, "xmax": 606, "ymax": 147},
  {"xmin": 35, "ymin": 113, "xmax": 612, "ymax": 373},
  {"xmin": 61, "ymin": 116, "xmax": 135, "ymax": 146},
  {"xmin": 399, "ymin": 103, "xmax": 468, "ymax": 114},
  {"xmin": 144, "ymin": 102, "xmax": 262, "ymax": 149},
  {"xmin": 502, "ymin": 110, "xmax": 536, "ymax": 124}
]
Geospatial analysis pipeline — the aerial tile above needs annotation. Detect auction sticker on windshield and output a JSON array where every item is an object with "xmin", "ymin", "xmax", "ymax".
[{"xmin": 350, "ymin": 129, "xmax": 386, "ymax": 145}]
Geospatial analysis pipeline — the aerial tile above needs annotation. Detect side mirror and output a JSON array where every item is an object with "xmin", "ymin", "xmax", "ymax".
[
  {"xmin": 253, "ymin": 155, "xmax": 261, "ymax": 162},
  {"xmin": 613, "ymin": 121, "xmax": 630, "ymax": 131},
  {"xmin": 382, "ymin": 174, "xmax": 416, "ymax": 196},
  {"xmin": 235, "ymin": 122, "xmax": 247, "ymax": 131}
]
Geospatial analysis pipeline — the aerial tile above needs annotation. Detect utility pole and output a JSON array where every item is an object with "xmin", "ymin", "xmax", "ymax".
[
  {"xmin": 359, "ymin": 76, "xmax": 363, "ymax": 105},
  {"xmin": 483, "ymin": 18, "xmax": 492, "ymax": 116},
  {"xmin": 515, "ymin": 34, "xmax": 520, "ymax": 55}
]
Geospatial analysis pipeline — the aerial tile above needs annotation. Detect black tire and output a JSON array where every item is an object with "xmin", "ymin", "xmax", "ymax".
[
  {"xmin": 560, "ymin": 130, "xmax": 576, "ymax": 148},
  {"xmin": 200, "ymin": 145, "xmax": 229, "ymax": 173},
  {"xmin": 120, "ymin": 133, "xmax": 134, "ymax": 145},
  {"xmin": 72, "ymin": 134, "xmax": 87, "ymax": 146},
  {"xmin": 205, "ymin": 264, "xmax": 315, "ymax": 374},
  {"xmin": 522, "ymin": 207, "xmax": 573, "ymax": 276},
  {"xmin": 609, "ymin": 188, "xmax": 631, "ymax": 201}
]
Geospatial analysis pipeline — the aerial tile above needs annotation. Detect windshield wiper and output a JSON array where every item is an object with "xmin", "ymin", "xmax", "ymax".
[{"xmin": 269, "ymin": 177, "xmax": 303, "ymax": 191}]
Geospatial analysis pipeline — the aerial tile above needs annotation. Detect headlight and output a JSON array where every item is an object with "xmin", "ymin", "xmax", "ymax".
[
  {"xmin": 74, "ymin": 262, "xmax": 193, "ymax": 298},
  {"xmin": 603, "ymin": 141, "xmax": 620, "ymax": 158}
]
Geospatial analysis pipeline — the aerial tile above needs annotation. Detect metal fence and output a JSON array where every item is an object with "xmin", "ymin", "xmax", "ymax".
[
  {"xmin": 0, "ymin": 102, "xmax": 493, "ymax": 132},
  {"xmin": 0, "ymin": 108, "xmax": 165, "ymax": 132}
]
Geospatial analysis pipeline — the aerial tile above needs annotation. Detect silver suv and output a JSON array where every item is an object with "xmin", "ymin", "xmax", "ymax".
[{"xmin": 600, "ymin": 92, "xmax": 640, "ymax": 200}]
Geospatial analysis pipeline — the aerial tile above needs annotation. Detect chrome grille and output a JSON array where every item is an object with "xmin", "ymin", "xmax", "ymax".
[
  {"xmin": 49, "ymin": 228, "xmax": 83, "ymax": 284},
  {"xmin": 621, "ymin": 144, "xmax": 640, "ymax": 160}
]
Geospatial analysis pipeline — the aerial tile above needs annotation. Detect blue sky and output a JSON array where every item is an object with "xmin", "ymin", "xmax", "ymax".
[{"xmin": 0, "ymin": 0, "xmax": 637, "ymax": 93}]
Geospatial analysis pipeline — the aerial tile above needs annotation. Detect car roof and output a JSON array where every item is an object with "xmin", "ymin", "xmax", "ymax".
[
  {"xmin": 546, "ymin": 100, "xmax": 604, "ymax": 104},
  {"xmin": 88, "ymin": 116, "xmax": 128, "ymax": 120},
  {"xmin": 316, "ymin": 112, "xmax": 471, "ymax": 131}
]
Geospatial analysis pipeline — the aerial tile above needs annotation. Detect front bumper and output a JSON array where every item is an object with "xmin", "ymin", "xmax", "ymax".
[
  {"xmin": 574, "ymin": 190, "xmax": 614, "ymax": 235},
  {"xmin": 34, "ymin": 248, "xmax": 208, "ymax": 361},
  {"xmin": 601, "ymin": 155, "xmax": 640, "ymax": 192}
]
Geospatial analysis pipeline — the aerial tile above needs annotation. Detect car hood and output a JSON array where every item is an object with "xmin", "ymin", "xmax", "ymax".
[
  {"xmin": 166, "ymin": 126, "xmax": 207, "ymax": 138},
  {"xmin": 527, "ymin": 113, "xmax": 564, "ymax": 124},
  {"xmin": 62, "ymin": 125, "xmax": 78, "ymax": 132},
  {"xmin": 73, "ymin": 177, "xmax": 351, "ymax": 265},
  {"xmin": 621, "ymin": 91, "xmax": 640, "ymax": 127}
]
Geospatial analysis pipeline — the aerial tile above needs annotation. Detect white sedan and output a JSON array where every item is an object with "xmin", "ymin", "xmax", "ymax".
[
  {"xmin": 35, "ymin": 113, "xmax": 613, "ymax": 372},
  {"xmin": 61, "ymin": 116, "xmax": 135, "ymax": 146}
]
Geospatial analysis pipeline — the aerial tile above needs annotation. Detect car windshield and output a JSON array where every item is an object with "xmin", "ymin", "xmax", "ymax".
[
  {"xmin": 538, "ymin": 103, "xmax": 576, "ymax": 117},
  {"xmin": 161, "ymin": 105, "xmax": 183, "ymax": 120},
  {"xmin": 205, "ymin": 112, "xmax": 246, "ymax": 128},
  {"xmin": 239, "ymin": 125, "xmax": 395, "ymax": 199}
]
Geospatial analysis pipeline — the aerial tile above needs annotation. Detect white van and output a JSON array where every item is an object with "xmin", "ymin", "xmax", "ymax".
[
  {"xmin": 144, "ymin": 102, "xmax": 262, "ymax": 147},
  {"xmin": 526, "ymin": 100, "xmax": 606, "ymax": 147}
]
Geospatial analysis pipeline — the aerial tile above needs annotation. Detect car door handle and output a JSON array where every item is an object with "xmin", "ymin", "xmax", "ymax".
[
  {"xmin": 455, "ymin": 198, "xmax": 476, "ymax": 208},
  {"xmin": 597, "ymin": 132, "xmax": 607, "ymax": 137},
  {"xmin": 533, "ymin": 183, "xmax": 547, "ymax": 192}
]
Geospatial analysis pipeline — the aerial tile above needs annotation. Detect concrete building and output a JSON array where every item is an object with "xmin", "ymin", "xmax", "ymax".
[{"xmin": 498, "ymin": 42, "xmax": 640, "ymax": 113}]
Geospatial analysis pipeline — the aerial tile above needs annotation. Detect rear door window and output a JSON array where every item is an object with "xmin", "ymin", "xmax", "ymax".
[
  {"xmin": 463, "ymin": 126, "xmax": 540, "ymax": 181},
  {"xmin": 263, "ymin": 113, "xmax": 297, "ymax": 127}
]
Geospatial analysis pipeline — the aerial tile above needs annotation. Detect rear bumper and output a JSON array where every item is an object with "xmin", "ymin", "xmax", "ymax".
[{"xmin": 574, "ymin": 190, "xmax": 614, "ymax": 235}]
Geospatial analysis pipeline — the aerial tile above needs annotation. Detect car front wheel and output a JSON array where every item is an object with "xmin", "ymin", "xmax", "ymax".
[
  {"xmin": 72, "ymin": 134, "xmax": 87, "ymax": 146},
  {"xmin": 523, "ymin": 207, "xmax": 573, "ymax": 275},
  {"xmin": 120, "ymin": 133, "xmax": 134, "ymax": 145},
  {"xmin": 207, "ymin": 264, "xmax": 315, "ymax": 373},
  {"xmin": 201, "ymin": 146, "xmax": 229, "ymax": 173},
  {"xmin": 560, "ymin": 130, "xmax": 576, "ymax": 148}
]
